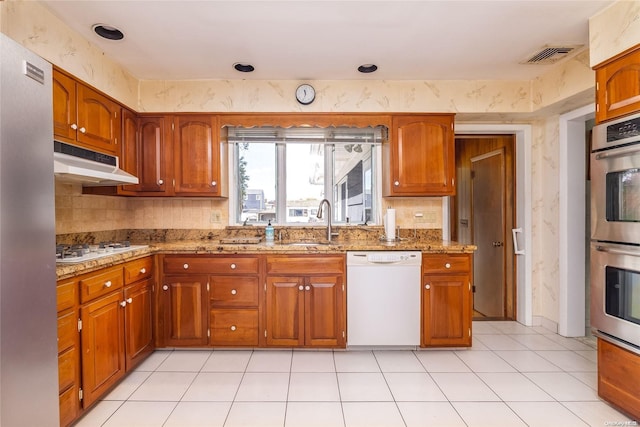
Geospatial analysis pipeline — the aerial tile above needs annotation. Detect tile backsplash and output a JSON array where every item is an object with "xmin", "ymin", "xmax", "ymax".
[{"xmin": 55, "ymin": 180, "xmax": 443, "ymax": 235}]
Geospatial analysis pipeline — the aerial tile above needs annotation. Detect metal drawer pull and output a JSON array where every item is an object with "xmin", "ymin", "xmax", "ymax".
[
  {"xmin": 140, "ymin": 268, "xmax": 146, "ymax": 274},
  {"xmin": 445, "ymin": 263, "xmax": 451, "ymax": 269},
  {"xmin": 394, "ymin": 180, "xmax": 400, "ymax": 186},
  {"xmin": 305, "ymin": 285, "xmax": 311, "ymax": 291},
  {"xmin": 230, "ymin": 263, "xmax": 236, "ymax": 269},
  {"xmin": 126, "ymin": 298, "xmax": 133, "ymax": 304},
  {"xmin": 70, "ymin": 123, "xmax": 78, "ymax": 130},
  {"xmin": 163, "ymin": 285, "xmax": 169, "ymax": 291},
  {"xmin": 79, "ymin": 127, "xmax": 86, "ymax": 134},
  {"xmin": 425, "ymin": 284, "xmax": 431, "ymax": 290},
  {"xmin": 158, "ymin": 179, "xmax": 164, "ymax": 185},
  {"xmin": 230, "ymin": 325, "xmax": 237, "ymax": 331},
  {"xmin": 104, "ymin": 280, "xmax": 112, "ymax": 288},
  {"xmin": 298, "ymin": 285, "xmax": 304, "ymax": 291},
  {"xmin": 231, "ymin": 289, "xmax": 237, "ymax": 295},
  {"xmin": 183, "ymin": 263, "xmax": 189, "ymax": 269},
  {"xmin": 120, "ymin": 301, "xmax": 127, "ymax": 307},
  {"xmin": 211, "ymin": 181, "xmax": 217, "ymax": 186}
]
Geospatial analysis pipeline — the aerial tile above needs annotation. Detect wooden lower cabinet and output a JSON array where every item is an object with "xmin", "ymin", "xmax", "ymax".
[
  {"xmin": 58, "ymin": 256, "xmax": 155, "ymax": 426},
  {"xmin": 422, "ymin": 253, "xmax": 472, "ymax": 347},
  {"xmin": 124, "ymin": 278, "xmax": 154, "ymax": 370},
  {"xmin": 80, "ymin": 291, "xmax": 126, "ymax": 407},
  {"xmin": 598, "ymin": 338, "xmax": 640, "ymax": 420},
  {"xmin": 210, "ymin": 275, "xmax": 260, "ymax": 346},
  {"xmin": 159, "ymin": 275, "xmax": 209, "ymax": 346},
  {"xmin": 57, "ymin": 279, "xmax": 80, "ymax": 427},
  {"xmin": 265, "ymin": 255, "xmax": 345, "ymax": 348}
]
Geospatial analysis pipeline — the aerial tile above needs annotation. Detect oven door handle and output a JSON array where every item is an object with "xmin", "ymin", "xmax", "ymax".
[
  {"xmin": 595, "ymin": 245, "xmax": 640, "ymax": 257},
  {"xmin": 595, "ymin": 144, "xmax": 640, "ymax": 160}
]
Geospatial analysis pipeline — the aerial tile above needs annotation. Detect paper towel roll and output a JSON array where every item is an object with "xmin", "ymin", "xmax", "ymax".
[{"xmin": 384, "ymin": 208, "xmax": 396, "ymax": 241}]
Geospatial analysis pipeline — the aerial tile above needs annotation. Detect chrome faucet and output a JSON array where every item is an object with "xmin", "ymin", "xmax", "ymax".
[{"xmin": 317, "ymin": 198, "xmax": 336, "ymax": 242}]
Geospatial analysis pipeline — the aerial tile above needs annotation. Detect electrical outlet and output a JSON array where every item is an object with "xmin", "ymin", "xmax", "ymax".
[
  {"xmin": 210, "ymin": 211, "xmax": 221, "ymax": 223},
  {"xmin": 414, "ymin": 212, "xmax": 425, "ymax": 223}
]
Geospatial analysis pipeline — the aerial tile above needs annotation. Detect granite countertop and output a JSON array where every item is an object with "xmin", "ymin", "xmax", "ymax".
[{"xmin": 56, "ymin": 238, "xmax": 476, "ymax": 279}]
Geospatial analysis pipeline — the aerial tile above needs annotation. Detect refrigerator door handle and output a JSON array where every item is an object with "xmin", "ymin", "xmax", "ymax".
[{"xmin": 512, "ymin": 228, "xmax": 525, "ymax": 255}]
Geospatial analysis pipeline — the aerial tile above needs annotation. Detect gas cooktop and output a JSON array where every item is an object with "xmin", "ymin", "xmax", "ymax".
[{"xmin": 56, "ymin": 241, "xmax": 148, "ymax": 264}]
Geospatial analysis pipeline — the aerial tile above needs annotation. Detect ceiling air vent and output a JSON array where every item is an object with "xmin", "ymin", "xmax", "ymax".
[{"xmin": 520, "ymin": 45, "xmax": 583, "ymax": 65}]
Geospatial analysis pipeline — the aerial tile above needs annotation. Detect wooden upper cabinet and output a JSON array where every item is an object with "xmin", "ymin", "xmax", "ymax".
[
  {"xmin": 384, "ymin": 114, "xmax": 455, "ymax": 196},
  {"xmin": 53, "ymin": 68, "xmax": 120, "ymax": 155},
  {"xmin": 119, "ymin": 109, "xmax": 139, "ymax": 194},
  {"xmin": 53, "ymin": 70, "xmax": 77, "ymax": 143},
  {"xmin": 595, "ymin": 44, "xmax": 640, "ymax": 123},
  {"xmin": 127, "ymin": 116, "xmax": 172, "ymax": 194},
  {"xmin": 173, "ymin": 115, "xmax": 227, "ymax": 197}
]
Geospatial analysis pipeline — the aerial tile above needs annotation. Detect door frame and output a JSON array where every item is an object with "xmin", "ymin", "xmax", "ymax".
[
  {"xmin": 559, "ymin": 104, "xmax": 594, "ymax": 336},
  {"xmin": 451, "ymin": 124, "xmax": 533, "ymax": 326}
]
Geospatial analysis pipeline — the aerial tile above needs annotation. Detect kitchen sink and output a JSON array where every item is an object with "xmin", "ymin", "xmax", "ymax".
[{"xmin": 286, "ymin": 241, "xmax": 335, "ymax": 246}]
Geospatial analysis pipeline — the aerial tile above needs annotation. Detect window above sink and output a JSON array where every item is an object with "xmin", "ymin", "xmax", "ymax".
[{"xmin": 227, "ymin": 126, "xmax": 385, "ymax": 227}]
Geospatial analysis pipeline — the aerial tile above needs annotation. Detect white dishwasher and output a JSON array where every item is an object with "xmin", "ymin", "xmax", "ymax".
[{"xmin": 346, "ymin": 251, "xmax": 421, "ymax": 347}]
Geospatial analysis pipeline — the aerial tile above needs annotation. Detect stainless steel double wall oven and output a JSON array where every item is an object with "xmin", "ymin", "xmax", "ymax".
[{"xmin": 591, "ymin": 111, "xmax": 640, "ymax": 350}]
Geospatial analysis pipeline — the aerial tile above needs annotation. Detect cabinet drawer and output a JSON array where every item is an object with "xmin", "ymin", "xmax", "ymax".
[
  {"xmin": 423, "ymin": 254, "xmax": 470, "ymax": 273},
  {"xmin": 58, "ymin": 347, "xmax": 77, "ymax": 393},
  {"xmin": 210, "ymin": 309, "xmax": 259, "ymax": 346},
  {"xmin": 124, "ymin": 257, "xmax": 153, "ymax": 284},
  {"xmin": 211, "ymin": 276, "xmax": 259, "ymax": 307},
  {"xmin": 57, "ymin": 279, "xmax": 78, "ymax": 313},
  {"xmin": 266, "ymin": 255, "xmax": 344, "ymax": 275},
  {"xmin": 164, "ymin": 256, "xmax": 259, "ymax": 275},
  {"xmin": 57, "ymin": 311, "xmax": 77, "ymax": 353},
  {"xmin": 59, "ymin": 384, "xmax": 80, "ymax": 427},
  {"xmin": 79, "ymin": 266, "xmax": 123, "ymax": 303}
]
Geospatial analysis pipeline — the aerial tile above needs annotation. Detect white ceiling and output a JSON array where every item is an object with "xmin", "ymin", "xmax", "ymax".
[{"xmin": 40, "ymin": 0, "xmax": 613, "ymax": 81}]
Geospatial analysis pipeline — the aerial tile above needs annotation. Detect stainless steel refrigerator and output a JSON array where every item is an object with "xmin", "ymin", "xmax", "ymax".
[{"xmin": 0, "ymin": 33, "xmax": 59, "ymax": 425}]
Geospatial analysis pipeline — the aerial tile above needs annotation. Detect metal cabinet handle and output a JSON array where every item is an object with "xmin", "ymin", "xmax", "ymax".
[
  {"xmin": 425, "ymin": 284, "xmax": 431, "ymax": 290},
  {"xmin": 163, "ymin": 285, "xmax": 169, "ymax": 291},
  {"xmin": 298, "ymin": 285, "xmax": 304, "ymax": 291},
  {"xmin": 230, "ymin": 325, "xmax": 237, "ymax": 331},
  {"xmin": 183, "ymin": 263, "xmax": 189, "ymax": 269},
  {"xmin": 126, "ymin": 298, "xmax": 133, "ymax": 304},
  {"xmin": 305, "ymin": 285, "xmax": 311, "ymax": 291},
  {"xmin": 231, "ymin": 289, "xmax": 237, "ymax": 295},
  {"xmin": 104, "ymin": 280, "xmax": 112, "ymax": 288},
  {"xmin": 211, "ymin": 181, "xmax": 217, "ymax": 186},
  {"xmin": 445, "ymin": 263, "xmax": 451, "ymax": 269},
  {"xmin": 140, "ymin": 268, "xmax": 146, "ymax": 274},
  {"xmin": 158, "ymin": 179, "xmax": 164, "ymax": 185},
  {"xmin": 120, "ymin": 301, "xmax": 127, "ymax": 307},
  {"xmin": 230, "ymin": 263, "xmax": 236, "ymax": 269},
  {"xmin": 70, "ymin": 123, "xmax": 78, "ymax": 130},
  {"xmin": 394, "ymin": 180, "xmax": 400, "ymax": 186},
  {"xmin": 79, "ymin": 127, "xmax": 86, "ymax": 134}
]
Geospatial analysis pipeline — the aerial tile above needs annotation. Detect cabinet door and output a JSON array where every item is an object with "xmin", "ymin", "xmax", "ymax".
[
  {"xmin": 305, "ymin": 276, "xmax": 345, "ymax": 347},
  {"xmin": 52, "ymin": 70, "xmax": 77, "ymax": 144},
  {"xmin": 265, "ymin": 276, "xmax": 305, "ymax": 346},
  {"xmin": 173, "ymin": 115, "xmax": 222, "ymax": 196},
  {"xmin": 80, "ymin": 292, "xmax": 125, "ymax": 407},
  {"xmin": 160, "ymin": 275, "xmax": 209, "ymax": 346},
  {"xmin": 119, "ymin": 108, "xmax": 140, "ymax": 194},
  {"xmin": 134, "ymin": 116, "xmax": 173, "ymax": 194},
  {"xmin": 124, "ymin": 279, "xmax": 154, "ymax": 371},
  {"xmin": 387, "ymin": 115, "xmax": 455, "ymax": 196},
  {"xmin": 596, "ymin": 46, "xmax": 640, "ymax": 123},
  {"xmin": 76, "ymin": 83, "xmax": 120, "ymax": 154},
  {"xmin": 422, "ymin": 273, "xmax": 471, "ymax": 347}
]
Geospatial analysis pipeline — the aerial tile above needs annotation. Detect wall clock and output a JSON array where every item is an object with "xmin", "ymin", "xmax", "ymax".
[{"xmin": 296, "ymin": 84, "xmax": 315, "ymax": 105}]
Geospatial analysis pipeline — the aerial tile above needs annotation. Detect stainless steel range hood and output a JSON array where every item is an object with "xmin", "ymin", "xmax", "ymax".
[{"xmin": 54, "ymin": 141, "xmax": 138, "ymax": 186}]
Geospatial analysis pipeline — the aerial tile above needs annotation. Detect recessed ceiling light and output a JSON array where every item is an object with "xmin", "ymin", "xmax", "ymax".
[
  {"xmin": 358, "ymin": 64, "xmax": 378, "ymax": 73},
  {"xmin": 92, "ymin": 24, "xmax": 124, "ymax": 41},
  {"xmin": 234, "ymin": 63, "xmax": 255, "ymax": 73}
]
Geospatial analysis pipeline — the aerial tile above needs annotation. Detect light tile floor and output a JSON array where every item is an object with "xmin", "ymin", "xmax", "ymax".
[{"xmin": 75, "ymin": 321, "xmax": 636, "ymax": 427}]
